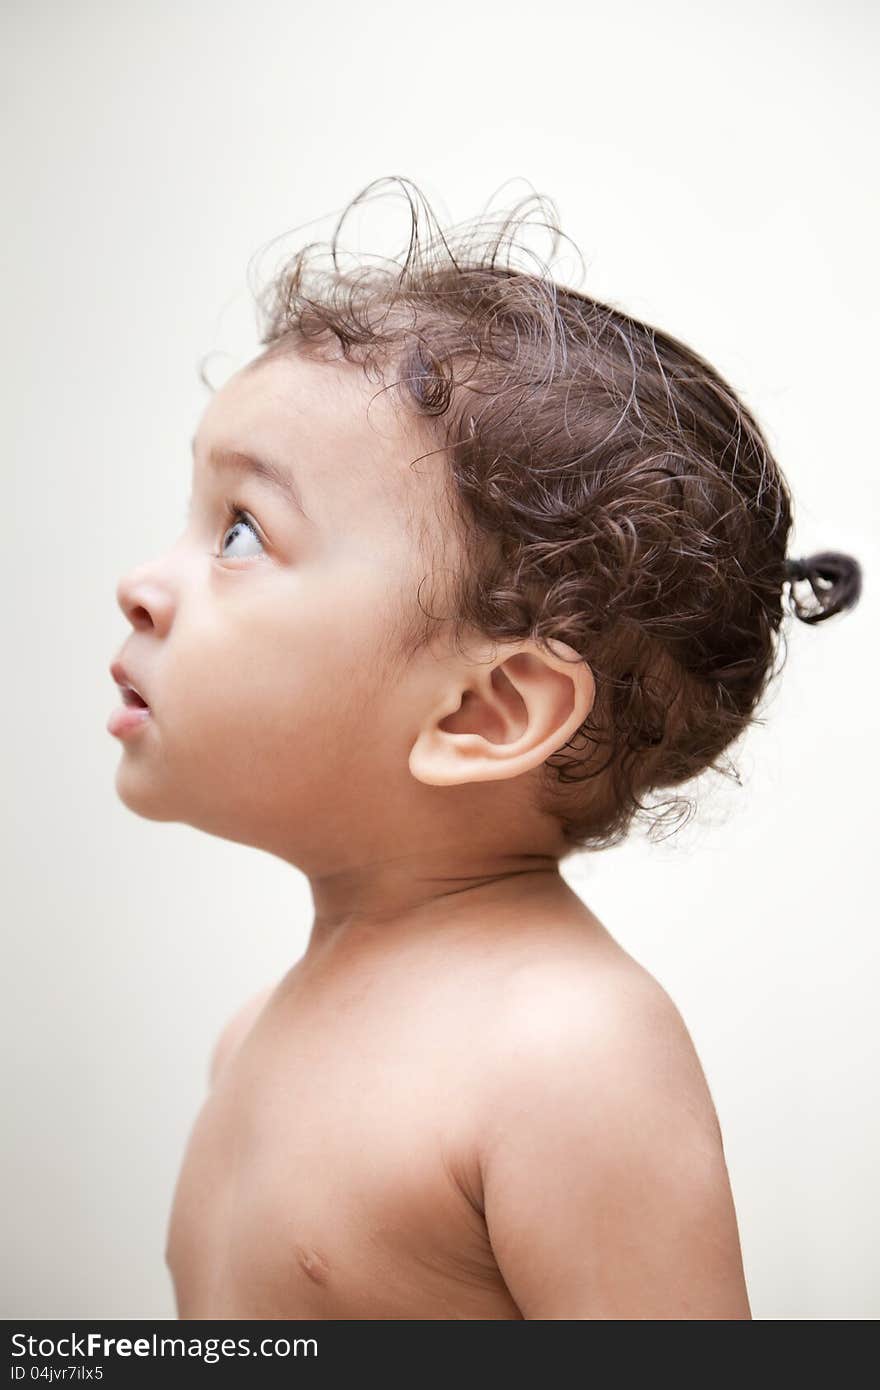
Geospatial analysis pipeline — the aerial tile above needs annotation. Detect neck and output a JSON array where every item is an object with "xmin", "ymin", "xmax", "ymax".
[{"xmin": 300, "ymin": 840, "xmax": 574, "ymax": 969}]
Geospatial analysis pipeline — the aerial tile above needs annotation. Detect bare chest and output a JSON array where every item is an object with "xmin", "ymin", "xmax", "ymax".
[{"xmin": 165, "ymin": 991, "xmax": 520, "ymax": 1319}]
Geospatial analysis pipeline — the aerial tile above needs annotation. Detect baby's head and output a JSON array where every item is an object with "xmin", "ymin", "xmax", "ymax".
[{"xmin": 113, "ymin": 178, "xmax": 862, "ymax": 874}]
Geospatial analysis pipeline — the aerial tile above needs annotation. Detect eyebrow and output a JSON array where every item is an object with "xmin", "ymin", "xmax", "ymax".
[{"xmin": 190, "ymin": 437, "xmax": 310, "ymax": 522}]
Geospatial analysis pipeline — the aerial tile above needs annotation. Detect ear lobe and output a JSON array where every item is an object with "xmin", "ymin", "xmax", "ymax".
[{"xmin": 408, "ymin": 639, "xmax": 595, "ymax": 788}]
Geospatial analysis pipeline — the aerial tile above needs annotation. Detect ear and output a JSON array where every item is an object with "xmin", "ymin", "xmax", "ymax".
[{"xmin": 408, "ymin": 638, "xmax": 595, "ymax": 787}]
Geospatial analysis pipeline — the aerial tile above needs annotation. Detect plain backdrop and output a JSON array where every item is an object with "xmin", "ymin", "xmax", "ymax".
[{"xmin": 2, "ymin": 0, "xmax": 877, "ymax": 1321}]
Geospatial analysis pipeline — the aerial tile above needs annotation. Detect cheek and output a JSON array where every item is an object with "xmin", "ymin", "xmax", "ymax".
[{"xmin": 165, "ymin": 586, "xmax": 393, "ymax": 759}]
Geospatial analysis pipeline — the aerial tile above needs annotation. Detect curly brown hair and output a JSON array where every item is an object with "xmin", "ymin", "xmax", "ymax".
[{"xmin": 241, "ymin": 176, "xmax": 863, "ymax": 857}]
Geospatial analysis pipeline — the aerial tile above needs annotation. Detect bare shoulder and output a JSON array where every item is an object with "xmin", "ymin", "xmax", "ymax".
[
  {"xmin": 208, "ymin": 981, "xmax": 278, "ymax": 1089},
  {"xmin": 475, "ymin": 923, "xmax": 749, "ymax": 1318},
  {"xmin": 484, "ymin": 923, "xmax": 722, "ymax": 1145}
]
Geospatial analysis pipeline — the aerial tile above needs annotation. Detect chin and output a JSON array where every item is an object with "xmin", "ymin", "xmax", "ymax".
[{"xmin": 113, "ymin": 763, "xmax": 179, "ymax": 823}]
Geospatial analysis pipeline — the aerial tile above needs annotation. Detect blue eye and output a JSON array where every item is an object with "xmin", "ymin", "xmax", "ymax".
[{"xmin": 215, "ymin": 499, "xmax": 265, "ymax": 560}]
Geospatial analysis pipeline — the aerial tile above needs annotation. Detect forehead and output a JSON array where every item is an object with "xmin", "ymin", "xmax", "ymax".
[{"xmin": 195, "ymin": 348, "xmax": 435, "ymax": 527}]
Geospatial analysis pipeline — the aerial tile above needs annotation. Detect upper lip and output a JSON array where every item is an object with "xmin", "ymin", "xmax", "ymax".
[{"xmin": 110, "ymin": 658, "xmax": 150, "ymax": 706}]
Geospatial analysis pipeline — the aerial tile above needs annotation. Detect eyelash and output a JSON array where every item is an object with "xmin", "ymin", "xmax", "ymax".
[{"xmin": 213, "ymin": 497, "xmax": 264, "ymax": 558}]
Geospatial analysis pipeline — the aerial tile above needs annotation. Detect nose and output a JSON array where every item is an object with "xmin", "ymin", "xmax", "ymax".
[{"xmin": 115, "ymin": 560, "xmax": 175, "ymax": 636}]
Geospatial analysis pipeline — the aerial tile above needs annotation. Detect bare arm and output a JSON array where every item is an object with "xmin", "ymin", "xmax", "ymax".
[{"xmin": 480, "ymin": 979, "xmax": 751, "ymax": 1320}]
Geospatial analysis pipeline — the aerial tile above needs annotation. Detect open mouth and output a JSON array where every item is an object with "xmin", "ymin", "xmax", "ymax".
[{"xmin": 121, "ymin": 687, "xmax": 150, "ymax": 710}]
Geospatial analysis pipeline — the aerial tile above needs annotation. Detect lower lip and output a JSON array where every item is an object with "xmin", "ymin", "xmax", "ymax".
[{"xmin": 107, "ymin": 703, "xmax": 152, "ymax": 738}]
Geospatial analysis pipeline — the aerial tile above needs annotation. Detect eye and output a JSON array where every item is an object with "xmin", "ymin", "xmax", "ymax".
[{"xmin": 214, "ymin": 499, "xmax": 266, "ymax": 561}]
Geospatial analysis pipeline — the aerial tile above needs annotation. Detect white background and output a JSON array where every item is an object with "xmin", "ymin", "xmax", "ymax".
[{"xmin": 2, "ymin": 0, "xmax": 877, "ymax": 1319}]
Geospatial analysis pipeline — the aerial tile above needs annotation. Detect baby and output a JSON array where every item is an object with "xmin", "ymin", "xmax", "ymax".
[{"xmin": 108, "ymin": 178, "xmax": 862, "ymax": 1320}]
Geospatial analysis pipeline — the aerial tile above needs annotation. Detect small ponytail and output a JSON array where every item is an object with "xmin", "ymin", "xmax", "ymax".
[{"xmin": 784, "ymin": 551, "xmax": 863, "ymax": 624}]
